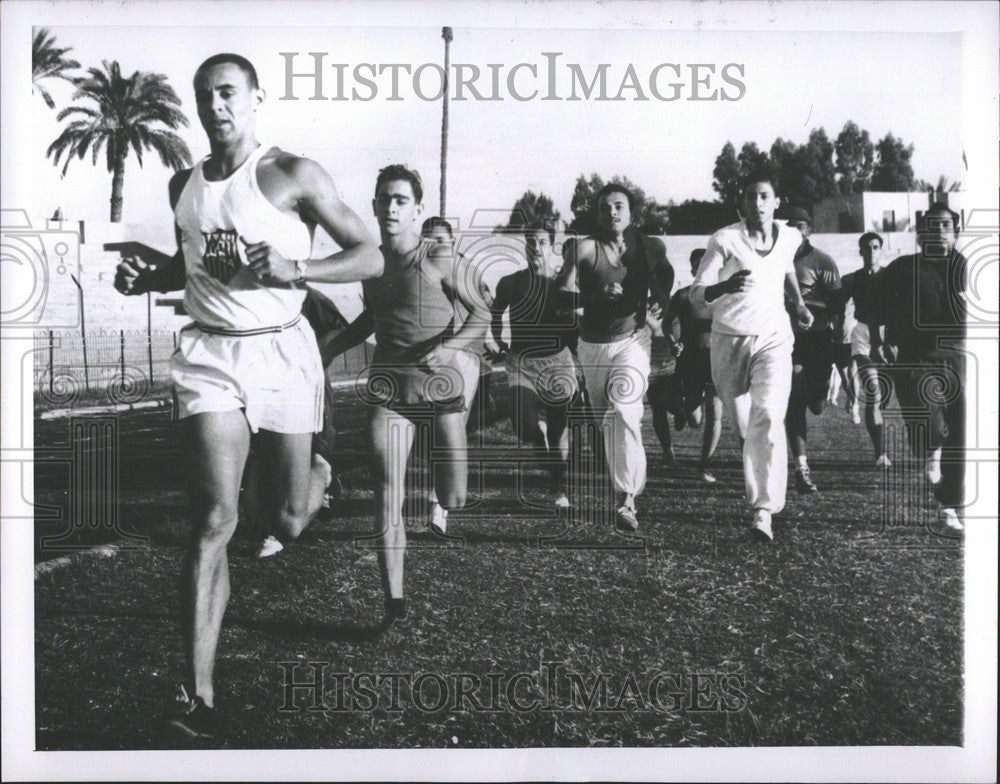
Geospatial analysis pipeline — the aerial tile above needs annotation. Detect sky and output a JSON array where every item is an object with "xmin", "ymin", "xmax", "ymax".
[{"xmin": 30, "ymin": 23, "xmax": 964, "ymax": 240}]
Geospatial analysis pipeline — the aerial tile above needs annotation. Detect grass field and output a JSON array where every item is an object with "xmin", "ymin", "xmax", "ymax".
[{"xmin": 33, "ymin": 372, "xmax": 963, "ymax": 749}]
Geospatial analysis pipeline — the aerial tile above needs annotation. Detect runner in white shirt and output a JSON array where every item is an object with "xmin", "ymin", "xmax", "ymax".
[
  {"xmin": 113, "ymin": 54, "xmax": 381, "ymax": 738},
  {"xmin": 690, "ymin": 170, "xmax": 813, "ymax": 541}
]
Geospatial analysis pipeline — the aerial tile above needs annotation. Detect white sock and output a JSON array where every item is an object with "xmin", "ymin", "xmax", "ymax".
[{"xmin": 796, "ymin": 456, "xmax": 808, "ymax": 469}]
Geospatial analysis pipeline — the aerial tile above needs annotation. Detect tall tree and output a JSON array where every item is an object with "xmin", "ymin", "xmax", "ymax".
[
  {"xmin": 737, "ymin": 141, "xmax": 769, "ymax": 180},
  {"xmin": 46, "ymin": 60, "xmax": 192, "ymax": 222},
  {"xmin": 870, "ymin": 132, "xmax": 915, "ymax": 192},
  {"xmin": 712, "ymin": 142, "xmax": 741, "ymax": 212},
  {"xmin": 792, "ymin": 128, "xmax": 838, "ymax": 209},
  {"xmin": 567, "ymin": 173, "xmax": 668, "ymax": 235},
  {"xmin": 834, "ymin": 121, "xmax": 874, "ymax": 194},
  {"xmin": 32, "ymin": 28, "xmax": 80, "ymax": 109},
  {"xmin": 499, "ymin": 190, "xmax": 561, "ymax": 231},
  {"xmin": 769, "ymin": 137, "xmax": 800, "ymax": 206}
]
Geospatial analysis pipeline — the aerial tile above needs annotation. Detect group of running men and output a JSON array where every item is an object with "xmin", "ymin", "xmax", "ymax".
[{"xmin": 112, "ymin": 54, "xmax": 968, "ymax": 739}]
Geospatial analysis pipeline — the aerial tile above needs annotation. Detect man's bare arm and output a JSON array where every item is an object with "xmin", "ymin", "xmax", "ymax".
[
  {"xmin": 319, "ymin": 309, "xmax": 375, "ymax": 365},
  {"xmin": 113, "ymin": 169, "xmax": 190, "ymax": 295},
  {"xmin": 440, "ymin": 255, "xmax": 491, "ymax": 353},
  {"xmin": 294, "ymin": 158, "xmax": 383, "ymax": 283}
]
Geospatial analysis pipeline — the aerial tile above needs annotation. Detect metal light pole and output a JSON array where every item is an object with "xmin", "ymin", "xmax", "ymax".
[
  {"xmin": 440, "ymin": 26, "xmax": 453, "ymax": 217},
  {"xmin": 70, "ymin": 273, "xmax": 89, "ymax": 389}
]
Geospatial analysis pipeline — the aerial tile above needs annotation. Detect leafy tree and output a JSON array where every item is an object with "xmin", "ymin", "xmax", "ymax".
[
  {"xmin": 834, "ymin": 121, "xmax": 874, "ymax": 194},
  {"xmin": 497, "ymin": 190, "xmax": 561, "ymax": 232},
  {"xmin": 47, "ymin": 60, "xmax": 192, "ymax": 222},
  {"xmin": 870, "ymin": 132, "xmax": 915, "ymax": 192},
  {"xmin": 712, "ymin": 142, "xmax": 741, "ymax": 212},
  {"xmin": 769, "ymin": 137, "xmax": 800, "ymax": 205},
  {"xmin": 568, "ymin": 173, "xmax": 668, "ymax": 235},
  {"xmin": 663, "ymin": 199, "xmax": 736, "ymax": 235},
  {"xmin": 791, "ymin": 128, "xmax": 837, "ymax": 209},
  {"xmin": 32, "ymin": 28, "xmax": 80, "ymax": 109},
  {"xmin": 737, "ymin": 141, "xmax": 769, "ymax": 180}
]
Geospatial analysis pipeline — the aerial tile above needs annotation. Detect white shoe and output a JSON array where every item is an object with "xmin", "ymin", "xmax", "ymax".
[
  {"xmin": 942, "ymin": 508, "xmax": 963, "ymax": 531},
  {"xmin": 850, "ymin": 404, "xmax": 861, "ymax": 425},
  {"xmin": 925, "ymin": 449, "xmax": 942, "ymax": 485},
  {"xmin": 554, "ymin": 492, "xmax": 570, "ymax": 509},
  {"xmin": 313, "ymin": 453, "xmax": 333, "ymax": 489},
  {"xmin": 256, "ymin": 535, "xmax": 284, "ymax": 558},
  {"xmin": 876, "ymin": 454, "xmax": 892, "ymax": 469},
  {"xmin": 430, "ymin": 503, "xmax": 448, "ymax": 535},
  {"xmin": 751, "ymin": 509, "xmax": 773, "ymax": 541}
]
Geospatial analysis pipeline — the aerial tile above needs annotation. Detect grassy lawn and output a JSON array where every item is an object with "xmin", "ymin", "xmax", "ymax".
[{"xmin": 34, "ymin": 376, "xmax": 963, "ymax": 749}]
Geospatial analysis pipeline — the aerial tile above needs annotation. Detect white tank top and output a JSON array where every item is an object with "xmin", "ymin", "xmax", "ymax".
[{"xmin": 174, "ymin": 144, "xmax": 312, "ymax": 330}]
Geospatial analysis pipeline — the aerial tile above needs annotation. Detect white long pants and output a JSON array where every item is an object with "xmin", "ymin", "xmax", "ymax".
[
  {"xmin": 710, "ymin": 330, "xmax": 793, "ymax": 514},
  {"xmin": 578, "ymin": 329, "xmax": 651, "ymax": 497}
]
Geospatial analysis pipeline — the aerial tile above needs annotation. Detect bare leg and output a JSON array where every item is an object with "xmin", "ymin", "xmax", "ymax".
[
  {"xmin": 369, "ymin": 407, "xmax": 416, "ymax": 601},
  {"xmin": 181, "ymin": 410, "xmax": 251, "ymax": 708},
  {"xmin": 700, "ymin": 392, "xmax": 724, "ymax": 469},
  {"xmin": 258, "ymin": 430, "xmax": 331, "ymax": 541},
  {"xmin": 543, "ymin": 400, "xmax": 571, "ymax": 493},
  {"xmin": 856, "ymin": 357, "xmax": 886, "ymax": 460},
  {"xmin": 432, "ymin": 410, "xmax": 469, "ymax": 510},
  {"xmin": 786, "ymin": 364, "xmax": 808, "ymax": 461}
]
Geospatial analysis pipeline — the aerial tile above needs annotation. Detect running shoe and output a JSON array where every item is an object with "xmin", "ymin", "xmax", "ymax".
[
  {"xmin": 941, "ymin": 508, "xmax": 963, "ymax": 531},
  {"xmin": 751, "ymin": 509, "xmax": 773, "ymax": 542},
  {"xmin": 429, "ymin": 502, "xmax": 448, "ymax": 535},
  {"xmin": 256, "ymin": 535, "xmax": 284, "ymax": 559},
  {"xmin": 165, "ymin": 684, "xmax": 217, "ymax": 739},
  {"xmin": 615, "ymin": 505, "xmax": 639, "ymax": 533},
  {"xmin": 794, "ymin": 466, "xmax": 818, "ymax": 493}
]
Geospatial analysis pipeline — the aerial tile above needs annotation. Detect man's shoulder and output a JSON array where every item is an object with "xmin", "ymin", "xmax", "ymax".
[
  {"xmin": 261, "ymin": 147, "xmax": 331, "ymax": 189},
  {"xmin": 710, "ymin": 221, "xmax": 744, "ymax": 241}
]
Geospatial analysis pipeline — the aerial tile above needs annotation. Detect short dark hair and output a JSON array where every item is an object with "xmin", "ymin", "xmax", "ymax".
[
  {"xmin": 919, "ymin": 202, "xmax": 961, "ymax": 233},
  {"xmin": 689, "ymin": 248, "xmax": 706, "ymax": 266},
  {"xmin": 741, "ymin": 166, "xmax": 780, "ymax": 196},
  {"xmin": 194, "ymin": 53, "xmax": 259, "ymax": 89},
  {"xmin": 858, "ymin": 231, "xmax": 884, "ymax": 250},
  {"xmin": 525, "ymin": 219, "xmax": 557, "ymax": 243},
  {"xmin": 421, "ymin": 216, "xmax": 453, "ymax": 238},
  {"xmin": 375, "ymin": 164, "xmax": 423, "ymax": 204},
  {"xmin": 594, "ymin": 183, "xmax": 636, "ymax": 214}
]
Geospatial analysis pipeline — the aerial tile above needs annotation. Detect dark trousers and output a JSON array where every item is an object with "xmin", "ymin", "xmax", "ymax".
[{"xmin": 894, "ymin": 352, "xmax": 965, "ymax": 508}]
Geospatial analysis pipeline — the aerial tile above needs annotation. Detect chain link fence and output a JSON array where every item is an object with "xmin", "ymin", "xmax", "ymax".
[{"xmin": 32, "ymin": 330, "xmax": 375, "ymax": 409}]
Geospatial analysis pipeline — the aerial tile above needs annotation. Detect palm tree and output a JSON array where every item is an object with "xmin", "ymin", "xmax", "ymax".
[
  {"xmin": 32, "ymin": 28, "xmax": 80, "ymax": 109},
  {"xmin": 47, "ymin": 60, "xmax": 192, "ymax": 222},
  {"xmin": 439, "ymin": 27, "xmax": 453, "ymax": 216}
]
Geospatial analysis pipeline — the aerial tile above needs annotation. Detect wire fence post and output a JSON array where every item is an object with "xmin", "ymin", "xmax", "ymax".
[
  {"xmin": 147, "ymin": 293, "xmax": 154, "ymax": 383},
  {"xmin": 48, "ymin": 330, "xmax": 55, "ymax": 396},
  {"xmin": 120, "ymin": 329, "xmax": 126, "ymax": 386}
]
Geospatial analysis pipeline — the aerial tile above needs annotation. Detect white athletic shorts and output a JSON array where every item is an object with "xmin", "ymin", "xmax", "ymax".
[
  {"xmin": 850, "ymin": 322, "xmax": 883, "ymax": 359},
  {"xmin": 452, "ymin": 347, "xmax": 482, "ymax": 410},
  {"xmin": 170, "ymin": 316, "xmax": 324, "ymax": 434},
  {"xmin": 505, "ymin": 346, "xmax": 580, "ymax": 404}
]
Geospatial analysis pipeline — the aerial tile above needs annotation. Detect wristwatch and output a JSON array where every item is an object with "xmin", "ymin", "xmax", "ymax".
[{"xmin": 294, "ymin": 259, "xmax": 309, "ymax": 282}]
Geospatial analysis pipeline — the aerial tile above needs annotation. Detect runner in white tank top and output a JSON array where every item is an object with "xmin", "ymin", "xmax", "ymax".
[{"xmin": 112, "ymin": 54, "xmax": 381, "ymax": 738}]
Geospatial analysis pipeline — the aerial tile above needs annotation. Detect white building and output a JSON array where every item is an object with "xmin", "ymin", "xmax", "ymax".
[{"xmin": 813, "ymin": 191, "xmax": 967, "ymax": 233}]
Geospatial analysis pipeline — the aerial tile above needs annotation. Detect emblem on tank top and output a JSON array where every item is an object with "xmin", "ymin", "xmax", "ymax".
[{"xmin": 200, "ymin": 229, "xmax": 242, "ymax": 284}]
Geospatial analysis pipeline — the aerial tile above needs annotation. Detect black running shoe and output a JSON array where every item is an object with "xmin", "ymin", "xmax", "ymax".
[
  {"xmin": 615, "ymin": 505, "xmax": 639, "ymax": 533},
  {"xmin": 378, "ymin": 604, "xmax": 411, "ymax": 644},
  {"xmin": 794, "ymin": 466, "xmax": 818, "ymax": 493},
  {"xmin": 165, "ymin": 685, "xmax": 217, "ymax": 739}
]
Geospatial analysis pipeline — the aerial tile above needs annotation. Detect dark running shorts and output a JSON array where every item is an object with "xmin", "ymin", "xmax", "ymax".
[{"xmin": 365, "ymin": 338, "xmax": 468, "ymax": 416}]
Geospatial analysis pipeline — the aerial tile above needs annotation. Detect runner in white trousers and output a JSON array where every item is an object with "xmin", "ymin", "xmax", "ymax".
[{"xmin": 690, "ymin": 170, "xmax": 813, "ymax": 541}]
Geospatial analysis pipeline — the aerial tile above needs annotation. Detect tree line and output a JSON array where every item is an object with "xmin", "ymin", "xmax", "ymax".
[{"xmin": 500, "ymin": 123, "xmax": 959, "ymax": 237}]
